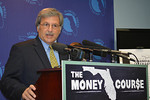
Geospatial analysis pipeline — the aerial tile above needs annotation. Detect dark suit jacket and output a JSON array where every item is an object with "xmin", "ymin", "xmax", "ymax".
[{"xmin": 0, "ymin": 36, "xmax": 68, "ymax": 100}]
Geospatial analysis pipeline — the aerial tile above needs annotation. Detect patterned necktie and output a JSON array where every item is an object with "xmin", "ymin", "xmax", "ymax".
[{"xmin": 49, "ymin": 45, "xmax": 59, "ymax": 68}]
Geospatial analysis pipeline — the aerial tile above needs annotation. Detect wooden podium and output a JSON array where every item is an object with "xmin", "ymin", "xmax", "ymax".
[
  {"xmin": 35, "ymin": 68, "xmax": 62, "ymax": 100},
  {"xmin": 34, "ymin": 61, "xmax": 148, "ymax": 100}
]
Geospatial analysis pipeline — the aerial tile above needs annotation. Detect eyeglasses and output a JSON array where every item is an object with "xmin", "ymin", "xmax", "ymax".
[{"xmin": 40, "ymin": 23, "xmax": 60, "ymax": 29}]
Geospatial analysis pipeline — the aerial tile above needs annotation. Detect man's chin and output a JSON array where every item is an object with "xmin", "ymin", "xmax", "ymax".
[{"xmin": 46, "ymin": 40, "xmax": 55, "ymax": 45}]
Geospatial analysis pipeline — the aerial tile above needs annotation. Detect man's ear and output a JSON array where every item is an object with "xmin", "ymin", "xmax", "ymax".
[{"xmin": 37, "ymin": 25, "xmax": 40, "ymax": 32}]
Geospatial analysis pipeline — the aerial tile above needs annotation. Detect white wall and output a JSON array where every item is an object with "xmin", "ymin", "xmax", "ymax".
[
  {"xmin": 114, "ymin": 0, "xmax": 150, "ymax": 29},
  {"xmin": 113, "ymin": 0, "xmax": 150, "ymax": 49}
]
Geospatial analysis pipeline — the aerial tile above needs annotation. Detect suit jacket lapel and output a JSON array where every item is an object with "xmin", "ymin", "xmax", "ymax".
[{"xmin": 33, "ymin": 36, "xmax": 51, "ymax": 69}]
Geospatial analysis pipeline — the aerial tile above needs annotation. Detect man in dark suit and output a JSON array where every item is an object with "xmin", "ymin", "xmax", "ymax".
[{"xmin": 0, "ymin": 8, "xmax": 68, "ymax": 100}]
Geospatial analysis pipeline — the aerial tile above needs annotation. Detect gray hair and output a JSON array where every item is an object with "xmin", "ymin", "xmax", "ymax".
[{"xmin": 35, "ymin": 8, "xmax": 63, "ymax": 27}]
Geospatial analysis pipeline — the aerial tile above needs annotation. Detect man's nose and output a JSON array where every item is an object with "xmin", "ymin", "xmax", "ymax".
[{"xmin": 48, "ymin": 25, "xmax": 53, "ymax": 31}]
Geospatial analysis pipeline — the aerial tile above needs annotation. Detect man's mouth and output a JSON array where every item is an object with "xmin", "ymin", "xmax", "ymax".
[{"xmin": 46, "ymin": 32, "xmax": 54, "ymax": 36}]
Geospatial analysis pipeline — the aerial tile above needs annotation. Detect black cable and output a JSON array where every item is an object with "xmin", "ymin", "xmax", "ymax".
[{"xmin": 130, "ymin": 53, "xmax": 139, "ymax": 64}]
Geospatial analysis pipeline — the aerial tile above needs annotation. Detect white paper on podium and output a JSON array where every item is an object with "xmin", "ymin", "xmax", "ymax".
[{"xmin": 119, "ymin": 49, "xmax": 150, "ymax": 99}]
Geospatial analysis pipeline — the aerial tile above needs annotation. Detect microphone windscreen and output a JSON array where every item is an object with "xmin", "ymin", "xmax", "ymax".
[
  {"xmin": 52, "ymin": 43, "xmax": 68, "ymax": 54},
  {"xmin": 82, "ymin": 40, "xmax": 108, "ymax": 57},
  {"xmin": 70, "ymin": 42, "xmax": 82, "ymax": 46},
  {"xmin": 82, "ymin": 40, "xmax": 110, "ymax": 49}
]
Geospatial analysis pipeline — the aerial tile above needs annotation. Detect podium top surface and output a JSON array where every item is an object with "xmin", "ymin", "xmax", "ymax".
[{"xmin": 37, "ymin": 68, "xmax": 61, "ymax": 73}]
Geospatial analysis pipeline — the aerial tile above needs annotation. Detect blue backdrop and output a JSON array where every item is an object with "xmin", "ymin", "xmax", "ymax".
[{"xmin": 0, "ymin": 0, "xmax": 114, "ymax": 99}]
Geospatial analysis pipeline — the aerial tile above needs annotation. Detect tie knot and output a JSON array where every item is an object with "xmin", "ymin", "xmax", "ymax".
[{"xmin": 49, "ymin": 45, "xmax": 53, "ymax": 50}]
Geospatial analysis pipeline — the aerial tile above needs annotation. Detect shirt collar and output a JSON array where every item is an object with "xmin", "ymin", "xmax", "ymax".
[{"xmin": 39, "ymin": 37, "xmax": 57, "ymax": 50}]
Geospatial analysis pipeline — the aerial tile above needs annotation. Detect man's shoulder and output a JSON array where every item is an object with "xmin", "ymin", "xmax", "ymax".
[{"xmin": 14, "ymin": 38, "xmax": 37, "ymax": 48}]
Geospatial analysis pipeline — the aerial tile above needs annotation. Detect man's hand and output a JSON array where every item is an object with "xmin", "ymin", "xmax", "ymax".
[{"xmin": 22, "ymin": 85, "xmax": 36, "ymax": 100}]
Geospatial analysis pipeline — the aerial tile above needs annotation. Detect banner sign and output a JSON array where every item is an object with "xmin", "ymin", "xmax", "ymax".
[
  {"xmin": 62, "ymin": 61, "xmax": 149, "ymax": 100},
  {"xmin": 0, "ymin": 0, "xmax": 114, "ymax": 99}
]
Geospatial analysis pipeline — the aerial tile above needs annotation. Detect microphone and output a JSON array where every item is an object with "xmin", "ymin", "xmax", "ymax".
[
  {"xmin": 69, "ymin": 42, "xmax": 108, "ymax": 57},
  {"xmin": 82, "ymin": 40, "xmax": 108, "ymax": 57},
  {"xmin": 70, "ymin": 48, "xmax": 85, "ymax": 61},
  {"xmin": 52, "ymin": 42, "xmax": 70, "ymax": 54},
  {"xmin": 82, "ymin": 40, "xmax": 110, "ymax": 49},
  {"xmin": 116, "ymin": 53, "xmax": 135, "ymax": 62},
  {"xmin": 52, "ymin": 43, "xmax": 85, "ymax": 61},
  {"xmin": 70, "ymin": 42, "xmax": 93, "ymax": 52},
  {"xmin": 82, "ymin": 40, "xmax": 132, "ymax": 55},
  {"xmin": 70, "ymin": 42, "xmax": 92, "ymax": 60}
]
